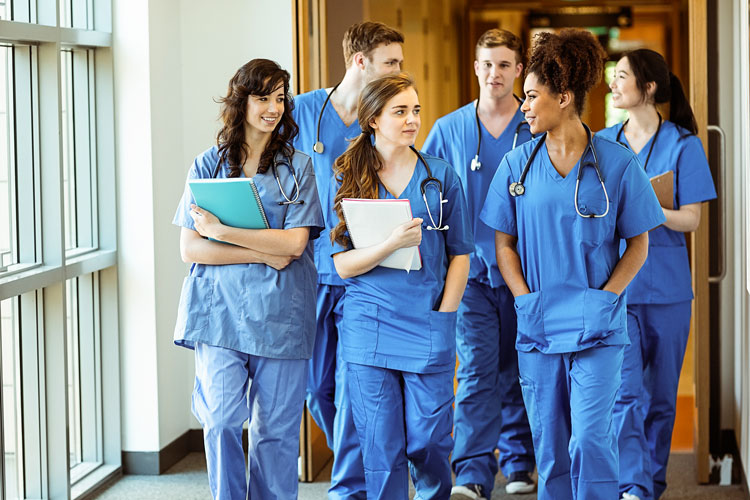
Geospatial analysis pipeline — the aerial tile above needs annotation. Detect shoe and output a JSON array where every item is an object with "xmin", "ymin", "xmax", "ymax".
[
  {"xmin": 621, "ymin": 494, "xmax": 642, "ymax": 500},
  {"xmin": 450, "ymin": 484, "xmax": 487, "ymax": 500},
  {"xmin": 505, "ymin": 471, "xmax": 536, "ymax": 494}
]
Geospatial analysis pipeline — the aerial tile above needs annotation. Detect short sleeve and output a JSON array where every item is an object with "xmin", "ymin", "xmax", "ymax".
[
  {"xmin": 479, "ymin": 156, "xmax": 517, "ymax": 236},
  {"xmin": 616, "ymin": 158, "xmax": 667, "ymax": 239},
  {"xmin": 422, "ymin": 121, "xmax": 447, "ymax": 161},
  {"xmin": 442, "ymin": 167, "xmax": 474, "ymax": 255},
  {"xmin": 172, "ymin": 158, "xmax": 204, "ymax": 231},
  {"xmin": 674, "ymin": 135, "xmax": 717, "ymax": 206},
  {"xmin": 282, "ymin": 155, "xmax": 324, "ymax": 240}
]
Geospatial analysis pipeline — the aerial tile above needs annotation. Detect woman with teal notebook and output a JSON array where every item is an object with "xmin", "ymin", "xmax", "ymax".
[{"xmin": 172, "ymin": 59, "xmax": 323, "ymax": 500}]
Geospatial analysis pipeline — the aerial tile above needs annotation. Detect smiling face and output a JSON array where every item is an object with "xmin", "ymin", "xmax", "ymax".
[
  {"xmin": 245, "ymin": 81, "xmax": 285, "ymax": 135},
  {"xmin": 370, "ymin": 87, "xmax": 421, "ymax": 148},
  {"xmin": 521, "ymin": 72, "xmax": 564, "ymax": 135},
  {"xmin": 474, "ymin": 45, "xmax": 523, "ymax": 100},
  {"xmin": 362, "ymin": 43, "xmax": 404, "ymax": 84},
  {"xmin": 610, "ymin": 56, "xmax": 648, "ymax": 109}
]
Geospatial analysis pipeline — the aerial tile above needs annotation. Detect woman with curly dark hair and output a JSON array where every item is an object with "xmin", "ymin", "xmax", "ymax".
[
  {"xmin": 172, "ymin": 58, "xmax": 323, "ymax": 499},
  {"xmin": 479, "ymin": 30, "xmax": 665, "ymax": 499}
]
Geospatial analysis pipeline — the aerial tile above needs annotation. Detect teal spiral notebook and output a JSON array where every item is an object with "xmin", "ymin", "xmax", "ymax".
[{"xmin": 188, "ymin": 177, "xmax": 270, "ymax": 229}]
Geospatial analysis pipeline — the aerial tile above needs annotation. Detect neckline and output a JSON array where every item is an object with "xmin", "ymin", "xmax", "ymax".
[{"xmin": 616, "ymin": 113, "xmax": 663, "ymax": 171}]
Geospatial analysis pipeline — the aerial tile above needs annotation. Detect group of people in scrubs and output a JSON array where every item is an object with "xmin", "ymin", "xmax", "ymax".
[{"xmin": 171, "ymin": 17, "xmax": 716, "ymax": 500}]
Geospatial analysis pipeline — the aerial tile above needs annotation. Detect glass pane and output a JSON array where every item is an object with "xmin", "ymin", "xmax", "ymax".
[
  {"xmin": 66, "ymin": 278, "xmax": 82, "ymax": 468},
  {"xmin": 0, "ymin": 0, "xmax": 10, "ymax": 21},
  {"xmin": 60, "ymin": 0, "xmax": 72, "ymax": 28},
  {"xmin": 1, "ymin": 297, "xmax": 24, "ymax": 499},
  {"xmin": 60, "ymin": 50, "xmax": 77, "ymax": 251},
  {"xmin": 0, "ymin": 46, "xmax": 16, "ymax": 273}
]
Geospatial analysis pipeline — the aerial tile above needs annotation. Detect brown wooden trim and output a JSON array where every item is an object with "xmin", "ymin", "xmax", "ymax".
[{"xmin": 688, "ymin": 0, "xmax": 710, "ymax": 485}]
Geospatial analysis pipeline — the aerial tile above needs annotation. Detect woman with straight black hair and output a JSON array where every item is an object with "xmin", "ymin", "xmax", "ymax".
[{"xmin": 597, "ymin": 49, "xmax": 717, "ymax": 500}]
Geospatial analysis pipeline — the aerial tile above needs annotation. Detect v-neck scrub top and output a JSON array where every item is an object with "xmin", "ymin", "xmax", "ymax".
[
  {"xmin": 292, "ymin": 88, "xmax": 361, "ymax": 286},
  {"xmin": 480, "ymin": 135, "xmax": 666, "ymax": 354},
  {"xmin": 172, "ymin": 146, "xmax": 324, "ymax": 359},
  {"xmin": 597, "ymin": 120, "xmax": 717, "ymax": 304},
  {"xmin": 329, "ymin": 153, "xmax": 474, "ymax": 373},
  {"xmin": 423, "ymin": 103, "xmax": 532, "ymax": 288}
]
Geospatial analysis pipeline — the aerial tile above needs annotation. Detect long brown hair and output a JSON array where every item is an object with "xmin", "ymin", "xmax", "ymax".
[
  {"xmin": 216, "ymin": 59, "xmax": 297, "ymax": 177},
  {"xmin": 330, "ymin": 73, "xmax": 417, "ymax": 247}
]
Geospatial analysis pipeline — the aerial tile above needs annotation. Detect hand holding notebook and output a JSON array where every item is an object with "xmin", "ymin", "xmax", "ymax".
[{"xmin": 340, "ymin": 198, "xmax": 422, "ymax": 272}]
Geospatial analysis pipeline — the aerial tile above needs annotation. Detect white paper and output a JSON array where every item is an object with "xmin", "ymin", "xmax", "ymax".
[{"xmin": 341, "ymin": 198, "xmax": 422, "ymax": 272}]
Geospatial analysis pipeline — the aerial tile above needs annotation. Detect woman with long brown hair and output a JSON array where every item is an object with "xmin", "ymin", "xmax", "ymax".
[
  {"xmin": 172, "ymin": 58, "xmax": 323, "ymax": 499},
  {"xmin": 328, "ymin": 73, "xmax": 473, "ymax": 499}
]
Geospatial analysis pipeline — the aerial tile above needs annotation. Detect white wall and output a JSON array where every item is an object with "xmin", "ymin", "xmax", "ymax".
[{"xmin": 114, "ymin": 0, "xmax": 296, "ymax": 453}]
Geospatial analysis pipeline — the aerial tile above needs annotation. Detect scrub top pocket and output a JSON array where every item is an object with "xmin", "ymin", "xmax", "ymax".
[
  {"xmin": 175, "ymin": 276, "xmax": 214, "ymax": 335},
  {"xmin": 514, "ymin": 291, "xmax": 546, "ymax": 349},
  {"xmin": 573, "ymin": 208, "xmax": 613, "ymax": 245},
  {"xmin": 581, "ymin": 288, "xmax": 624, "ymax": 344}
]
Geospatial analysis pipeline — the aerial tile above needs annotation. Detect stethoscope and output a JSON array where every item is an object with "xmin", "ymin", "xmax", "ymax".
[
  {"xmin": 313, "ymin": 82, "xmax": 342, "ymax": 154},
  {"xmin": 508, "ymin": 124, "xmax": 610, "ymax": 218},
  {"xmin": 392, "ymin": 146, "xmax": 449, "ymax": 231},
  {"xmin": 212, "ymin": 155, "xmax": 304, "ymax": 205},
  {"xmin": 615, "ymin": 112, "xmax": 662, "ymax": 171},
  {"xmin": 471, "ymin": 94, "xmax": 532, "ymax": 171}
]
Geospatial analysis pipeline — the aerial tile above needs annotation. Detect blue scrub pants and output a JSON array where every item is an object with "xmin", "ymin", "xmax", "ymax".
[
  {"xmin": 453, "ymin": 281, "xmax": 535, "ymax": 494},
  {"xmin": 192, "ymin": 342, "xmax": 307, "ymax": 500},
  {"xmin": 307, "ymin": 284, "xmax": 366, "ymax": 499},
  {"xmin": 518, "ymin": 345, "xmax": 624, "ymax": 500},
  {"xmin": 628, "ymin": 301, "xmax": 692, "ymax": 499},
  {"xmin": 347, "ymin": 363, "xmax": 454, "ymax": 500},
  {"xmin": 614, "ymin": 309, "xmax": 653, "ymax": 499}
]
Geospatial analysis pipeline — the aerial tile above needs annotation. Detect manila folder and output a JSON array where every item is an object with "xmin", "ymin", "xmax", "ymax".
[
  {"xmin": 649, "ymin": 170, "xmax": 674, "ymax": 210},
  {"xmin": 340, "ymin": 198, "xmax": 422, "ymax": 272}
]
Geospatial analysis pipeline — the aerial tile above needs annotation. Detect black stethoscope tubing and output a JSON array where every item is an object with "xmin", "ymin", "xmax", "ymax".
[
  {"xmin": 615, "ymin": 112, "xmax": 662, "ymax": 172},
  {"xmin": 313, "ymin": 82, "xmax": 342, "ymax": 154},
  {"xmin": 508, "ymin": 124, "xmax": 610, "ymax": 218},
  {"xmin": 471, "ymin": 94, "xmax": 531, "ymax": 171},
  {"xmin": 212, "ymin": 155, "xmax": 303, "ymax": 205},
  {"xmin": 408, "ymin": 146, "xmax": 449, "ymax": 231}
]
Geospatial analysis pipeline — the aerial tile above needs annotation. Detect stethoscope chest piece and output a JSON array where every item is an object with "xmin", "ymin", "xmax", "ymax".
[
  {"xmin": 470, "ymin": 156, "xmax": 481, "ymax": 171},
  {"xmin": 313, "ymin": 141, "xmax": 324, "ymax": 154},
  {"xmin": 509, "ymin": 182, "xmax": 525, "ymax": 197}
]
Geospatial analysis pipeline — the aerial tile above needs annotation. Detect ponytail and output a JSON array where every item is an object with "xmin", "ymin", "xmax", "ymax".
[
  {"xmin": 330, "ymin": 132, "xmax": 383, "ymax": 247},
  {"xmin": 668, "ymin": 72, "xmax": 698, "ymax": 135},
  {"xmin": 623, "ymin": 49, "xmax": 698, "ymax": 136},
  {"xmin": 329, "ymin": 72, "xmax": 419, "ymax": 247}
]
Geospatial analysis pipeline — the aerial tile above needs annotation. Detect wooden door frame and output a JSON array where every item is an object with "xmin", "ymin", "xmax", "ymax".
[{"xmin": 688, "ymin": 0, "xmax": 711, "ymax": 484}]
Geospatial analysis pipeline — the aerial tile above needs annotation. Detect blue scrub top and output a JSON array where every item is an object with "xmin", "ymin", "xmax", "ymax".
[
  {"xmin": 423, "ymin": 103, "xmax": 532, "ymax": 288},
  {"xmin": 292, "ymin": 88, "xmax": 361, "ymax": 286},
  {"xmin": 329, "ymin": 152, "xmax": 474, "ymax": 373},
  {"xmin": 172, "ymin": 146, "xmax": 324, "ymax": 359},
  {"xmin": 480, "ymin": 135, "xmax": 666, "ymax": 354},
  {"xmin": 597, "ymin": 120, "xmax": 717, "ymax": 304}
]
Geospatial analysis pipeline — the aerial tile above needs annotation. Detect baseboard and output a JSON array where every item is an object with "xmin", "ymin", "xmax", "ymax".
[{"xmin": 122, "ymin": 428, "xmax": 248, "ymax": 475}]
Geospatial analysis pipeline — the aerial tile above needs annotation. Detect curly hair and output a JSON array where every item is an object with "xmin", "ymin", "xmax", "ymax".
[
  {"xmin": 526, "ymin": 29, "xmax": 607, "ymax": 115},
  {"xmin": 216, "ymin": 59, "xmax": 298, "ymax": 177},
  {"xmin": 330, "ymin": 73, "xmax": 417, "ymax": 247}
]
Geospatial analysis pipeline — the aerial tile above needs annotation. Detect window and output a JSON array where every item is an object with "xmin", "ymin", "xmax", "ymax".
[
  {"xmin": 0, "ymin": 3, "xmax": 118, "ymax": 499},
  {"xmin": 1, "ymin": 297, "xmax": 24, "ymax": 499},
  {"xmin": 61, "ymin": 48, "xmax": 98, "ymax": 256}
]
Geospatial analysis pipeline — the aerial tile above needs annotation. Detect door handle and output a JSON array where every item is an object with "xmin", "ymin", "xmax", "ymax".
[{"xmin": 707, "ymin": 125, "xmax": 726, "ymax": 284}]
